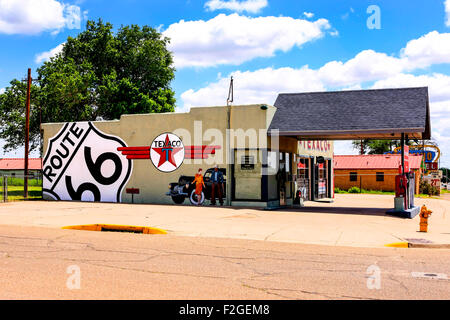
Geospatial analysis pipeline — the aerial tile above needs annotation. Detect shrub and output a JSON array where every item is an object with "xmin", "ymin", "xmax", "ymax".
[
  {"xmin": 419, "ymin": 180, "xmax": 439, "ymax": 195},
  {"xmin": 348, "ymin": 186, "xmax": 361, "ymax": 193}
]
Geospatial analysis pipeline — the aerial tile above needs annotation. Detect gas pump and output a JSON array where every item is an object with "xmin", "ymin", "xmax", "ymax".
[
  {"xmin": 388, "ymin": 135, "xmax": 419, "ymax": 218},
  {"xmin": 395, "ymin": 173, "xmax": 408, "ymax": 210}
]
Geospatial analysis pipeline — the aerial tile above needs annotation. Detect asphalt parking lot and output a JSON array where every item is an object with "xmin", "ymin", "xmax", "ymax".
[{"xmin": 0, "ymin": 194, "xmax": 448, "ymax": 248}]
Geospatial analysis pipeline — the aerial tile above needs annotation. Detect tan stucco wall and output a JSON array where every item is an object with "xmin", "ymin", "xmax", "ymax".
[
  {"xmin": 234, "ymin": 149, "xmax": 263, "ymax": 200},
  {"xmin": 42, "ymin": 104, "xmax": 276, "ymax": 204}
]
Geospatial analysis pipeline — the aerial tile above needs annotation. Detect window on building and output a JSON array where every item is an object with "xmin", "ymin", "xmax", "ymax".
[
  {"xmin": 349, "ymin": 172, "xmax": 357, "ymax": 182},
  {"xmin": 285, "ymin": 153, "xmax": 290, "ymax": 174},
  {"xmin": 297, "ymin": 158, "xmax": 308, "ymax": 179},
  {"xmin": 267, "ymin": 151, "xmax": 278, "ymax": 175},
  {"xmin": 376, "ymin": 172, "xmax": 384, "ymax": 182}
]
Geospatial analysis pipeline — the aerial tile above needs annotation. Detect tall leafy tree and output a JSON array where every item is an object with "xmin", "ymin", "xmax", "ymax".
[
  {"xmin": 0, "ymin": 19, "xmax": 176, "ymax": 153},
  {"xmin": 352, "ymin": 139, "xmax": 440, "ymax": 157},
  {"xmin": 352, "ymin": 139, "xmax": 399, "ymax": 155},
  {"xmin": 441, "ymin": 167, "xmax": 449, "ymax": 183},
  {"xmin": 0, "ymin": 80, "xmax": 41, "ymax": 152}
]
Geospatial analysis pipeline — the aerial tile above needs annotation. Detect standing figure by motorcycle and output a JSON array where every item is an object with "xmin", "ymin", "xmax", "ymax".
[
  {"xmin": 191, "ymin": 168, "xmax": 205, "ymax": 205},
  {"xmin": 210, "ymin": 165, "xmax": 224, "ymax": 206}
]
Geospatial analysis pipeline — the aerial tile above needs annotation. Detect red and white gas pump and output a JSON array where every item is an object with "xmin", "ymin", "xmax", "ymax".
[{"xmin": 393, "ymin": 138, "xmax": 416, "ymax": 212}]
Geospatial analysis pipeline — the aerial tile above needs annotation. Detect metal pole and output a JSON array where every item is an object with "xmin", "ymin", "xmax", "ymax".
[
  {"xmin": 3, "ymin": 176, "xmax": 7, "ymax": 202},
  {"xmin": 24, "ymin": 68, "xmax": 31, "ymax": 199},
  {"xmin": 401, "ymin": 133, "xmax": 405, "ymax": 175},
  {"xmin": 225, "ymin": 77, "xmax": 233, "ymax": 206}
]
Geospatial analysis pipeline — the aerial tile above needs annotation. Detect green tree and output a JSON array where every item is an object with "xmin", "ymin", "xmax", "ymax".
[
  {"xmin": 441, "ymin": 167, "xmax": 449, "ymax": 183},
  {"xmin": 352, "ymin": 139, "xmax": 399, "ymax": 154},
  {"xmin": 0, "ymin": 19, "xmax": 176, "ymax": 153},
  {"xmin": 0, "ymin": 80, "xmax": 41, "ymax": 152}
]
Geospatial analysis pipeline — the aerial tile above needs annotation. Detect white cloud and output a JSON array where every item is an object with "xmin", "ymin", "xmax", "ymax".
[
  {"xmin": 401, "ymin": 31, "xmax": 450, "ymax": 69},
  {"xmin": 303, "ymin": 12, "xmax": 314, "ymax": 19},
  {"xmin": 445, "ymin": 0, "xmax": 450, "ymax": 26},
  {"xmin": 35, "ymin": 43, "xmax": 65, "ymax": 64},
  {"xmin": 205, "ymin": 0, "xmax": 268, "ymax": 14},
  {"xmin": 181, "ymin": 31, "xmax": 450, "ymax": 108},
  {"xmin": 181, "ymin": 68, "xmax": 450, "ymax": 166},
  {"xmin": 179, "ymin": 30, "xmax": 450, "ymax": 166},
  {"xmin": 180, "ymin": 66, "xmax": 324, "ymax": 112},
  {"xmin": 334, "ymin": 141, "xmax": 358, "ymax": 155},
  {"xmin": 329, "ymin": 30, "xmax": 339, "ymax": 37},
  {"xmin": 371, "ymin": 73, "xmax": 450, "ymax": 104},
  {"xmin": 318, "ymin": 50, "xmax": 406, "ymax": 87},
  {"xmin": 371, "ymin": 72, "xmax": 450, "ymax": 166},
  {"xmin": 0, "ymin": 0, "xmax": 82, "ymax": 35},
  {"xmin": 0, "ymin": 88, "xmax": 5, "ymax": 94},
  {"xmin": 164, "ymin": 13, "xmax": 331, "ymax": 68},
  {"xmin": 341, "ymin": 7, "xmax": 355, "ymax": 20},
  {"xmin": 313, "ymin": 31, "xmax": 450, "ymax": 87}
]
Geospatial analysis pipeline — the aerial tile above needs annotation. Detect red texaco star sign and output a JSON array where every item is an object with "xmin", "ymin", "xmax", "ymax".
[{"xmin": 151, "ymin": 134, "xmax": 183, "ymax": 168}]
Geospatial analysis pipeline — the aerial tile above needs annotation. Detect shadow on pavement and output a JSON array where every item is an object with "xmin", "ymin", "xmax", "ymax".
[{"xmin": 284, "ymin": 206, "xmax": 405, "ymax": 218}]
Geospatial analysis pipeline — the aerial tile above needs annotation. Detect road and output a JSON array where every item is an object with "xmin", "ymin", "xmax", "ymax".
[{"xmin": 0, "ymin": 225, "xmax": 448, "ymax": 300}]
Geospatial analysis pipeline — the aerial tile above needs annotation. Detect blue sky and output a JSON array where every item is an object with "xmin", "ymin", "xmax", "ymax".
[{"xmin": 1, "ymin": 0, "xmax": 450, "ymax": 167}]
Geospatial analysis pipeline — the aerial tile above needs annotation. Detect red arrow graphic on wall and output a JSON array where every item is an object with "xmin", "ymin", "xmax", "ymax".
[{"xmin": 117, "ymin": 145, "xmax": 221, "ymax": 160}]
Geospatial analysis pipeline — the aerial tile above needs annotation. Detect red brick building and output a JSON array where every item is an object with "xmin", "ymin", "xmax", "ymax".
[
  {"xmin": 0, "ymin": 158, "xmax": 42, "ymax": 177},
  {"xmin": 334, "ymin": 154, "xmax": 423, "ymax": 194}
]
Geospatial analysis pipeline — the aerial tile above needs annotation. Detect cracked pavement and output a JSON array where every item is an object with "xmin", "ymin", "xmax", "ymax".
[
  {"xmin": 0, "ymin": 225, "xmax": 448, "ymax": 299},
  {"xmin": 0, "ymin": 194, "xmax": 448, "ymax": 248}
]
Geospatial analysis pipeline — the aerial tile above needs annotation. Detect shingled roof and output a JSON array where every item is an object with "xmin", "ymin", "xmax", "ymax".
[
  {"xmin": 269, "ymin": 87, "xmax": 431, "ymax": 140},
  {"xmin": 334, "ymin": 154, "xmax": 423, "ymax": 170}
]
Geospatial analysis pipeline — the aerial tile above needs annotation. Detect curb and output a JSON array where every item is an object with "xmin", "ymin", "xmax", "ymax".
[
  {"xmin": 385, "ymin": 242, "xmax": 450, "ymax": 249},
  {"xmin": 62, "ymin": 224, "xmax": 167, "ymax": 235}
]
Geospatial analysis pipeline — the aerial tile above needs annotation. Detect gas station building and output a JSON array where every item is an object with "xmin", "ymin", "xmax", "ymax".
[{"xmin": 41, "ymin": 87, "xmax": 431, "ymax": 213}]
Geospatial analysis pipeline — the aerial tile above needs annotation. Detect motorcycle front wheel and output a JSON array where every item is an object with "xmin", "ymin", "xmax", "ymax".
[{"xmin": 189, "ymin": 190, "xmax": 205, "ymax": 205}]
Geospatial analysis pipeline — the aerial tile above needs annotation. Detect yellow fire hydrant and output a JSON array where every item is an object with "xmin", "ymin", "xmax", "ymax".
[{"xmin": 419, "ymin": 205, "xmax": 432, "ymax": 232}]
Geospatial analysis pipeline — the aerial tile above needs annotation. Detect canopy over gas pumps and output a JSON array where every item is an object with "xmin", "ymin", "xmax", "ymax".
[
  {"xmin": 268, "ymin": 87, "xmax": 430, "ymax": 141},
  {"xmin": 268, "ymin": 87, "xmax": 431, "ymax": 218}
]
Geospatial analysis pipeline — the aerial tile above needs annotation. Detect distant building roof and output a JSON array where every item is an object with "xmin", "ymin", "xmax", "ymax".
[
  {"xmin": 269, "ymin": 87, "xmax": 431, "ymax": 140},
  {"xmin": 0, "ymin": 158, "xmax": 42, "ymax": 170},
  {"xmin": 334, "ymin": 154, "xmax": 423, "ymax": 170}
]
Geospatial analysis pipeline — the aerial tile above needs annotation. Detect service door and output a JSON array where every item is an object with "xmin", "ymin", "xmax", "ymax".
[
  {"xmin": 315, "ymin": 162, "xmax": 327, "ymax": 199},
  {"xmin": 297, "ymin": 157, "xmax": 310, "ymax": 201},
  {"xmin": 233, "ymin": 149, "xmax": 262, "ymax": 201}
]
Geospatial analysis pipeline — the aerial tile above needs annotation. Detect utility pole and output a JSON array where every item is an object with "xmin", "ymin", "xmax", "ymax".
[
  {"xmin": 24, "ymin": 68, "xmax": 31, "ymax": 199},
  {"xmin": 226, "ymin": 76, "xmax": 233, "ymax": 206}
]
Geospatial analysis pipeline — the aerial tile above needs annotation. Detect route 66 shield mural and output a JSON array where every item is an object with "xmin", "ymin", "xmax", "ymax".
[{"xmin": 43, "ymin": 122, "xmax": 132, "ymax": 202}]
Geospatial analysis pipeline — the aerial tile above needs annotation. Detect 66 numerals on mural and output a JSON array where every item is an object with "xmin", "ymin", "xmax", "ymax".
[
  {"xmin": 43, "ymin": 122, "xmax": 131, "ymax": 203},
  {"xmin": 65, "ymin": 147, "xmax": 123, "ymax": 201}
]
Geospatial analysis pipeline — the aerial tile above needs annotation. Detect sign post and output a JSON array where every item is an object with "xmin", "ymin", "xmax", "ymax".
[{"xmin": 126, "ymin": 188, "xmax": 140, "ymax": 204}]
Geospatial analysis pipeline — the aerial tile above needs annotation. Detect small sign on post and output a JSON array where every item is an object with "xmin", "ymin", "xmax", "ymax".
[
  {"xmin": 126, "ymin": 188, "xmax": 140, "ymax": 204},
  {"xmin": 3, "ymin": 176, "xmax": 7, "ymax": 202}
]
